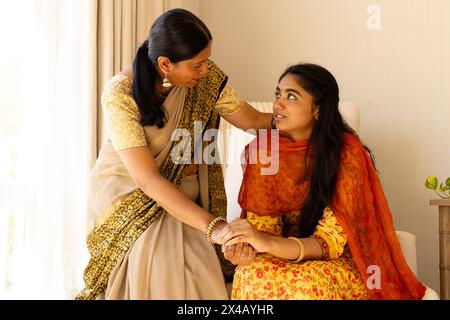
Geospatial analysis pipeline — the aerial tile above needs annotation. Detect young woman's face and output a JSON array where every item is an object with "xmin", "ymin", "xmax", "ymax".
[
  {"xmin": 168, "ymin": 41, "xmax": 212, "ymax": 88},
  {"xmin": 273, "ymin": 74, "xmax": 318, "ymax": 141}
]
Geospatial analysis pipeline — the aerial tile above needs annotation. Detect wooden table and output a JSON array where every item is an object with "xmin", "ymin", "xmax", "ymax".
[{"xmin": 430, "ymin": 199, "xmax": 450, "ymax": 300}]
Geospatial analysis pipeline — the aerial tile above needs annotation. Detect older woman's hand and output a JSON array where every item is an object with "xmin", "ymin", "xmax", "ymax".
[
  {"xmin": 218, "ymin": 218, "xmax": 271, "ymax": 253},
  {"xmin": 222, "ymin": 242, "xmax": 256, "ymax": 266}
]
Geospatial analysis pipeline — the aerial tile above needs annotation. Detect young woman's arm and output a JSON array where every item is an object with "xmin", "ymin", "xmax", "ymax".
[{"xmin": 219, "ymin": 219, "xmax": 323, "ymax": 261}]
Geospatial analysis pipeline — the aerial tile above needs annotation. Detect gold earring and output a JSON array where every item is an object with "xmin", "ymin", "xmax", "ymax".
[{"xmin": 162, "ymin": 74, "xmax": 172, "ymax": 88}]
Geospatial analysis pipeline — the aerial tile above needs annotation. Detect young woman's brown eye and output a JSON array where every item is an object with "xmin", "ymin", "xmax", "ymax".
[{"xmin": 287, "ymin": 93, "xmax": 297, "ymax": 100}]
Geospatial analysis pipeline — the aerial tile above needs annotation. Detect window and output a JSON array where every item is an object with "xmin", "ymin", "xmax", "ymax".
[
  {"xmin": 0, "ymin": 0, "xmax": 91, "ymax": 299},
  {"xmin": 0, "ymin": 1, "xmax": 36, "ymax": 299}
]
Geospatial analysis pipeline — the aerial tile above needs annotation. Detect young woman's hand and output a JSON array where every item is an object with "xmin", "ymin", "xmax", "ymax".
[
  {"xmin": 222, "ymin": 242, "xmax": 256, "ymax": 265},
  {"xmin": 218, "ymin": 219, "xmax": 271, "ymax": 253}
]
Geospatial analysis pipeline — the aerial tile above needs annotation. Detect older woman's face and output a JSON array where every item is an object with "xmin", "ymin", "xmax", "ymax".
[
  {"xmin": 168, "ymin": 41, "xmax": 212, "ymax": 88},
  {"xmin": 273, "ymin": 74, "xmax": 317, "ymax": 141}
]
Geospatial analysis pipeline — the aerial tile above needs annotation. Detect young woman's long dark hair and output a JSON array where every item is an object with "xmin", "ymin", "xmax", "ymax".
[
  {"xmin": 132, "ymin": 8, "xmax": 212, "ymax": 128},
  {"xmin": 279, "ymin": 64, "xmax": 374, "ymax": 237}
]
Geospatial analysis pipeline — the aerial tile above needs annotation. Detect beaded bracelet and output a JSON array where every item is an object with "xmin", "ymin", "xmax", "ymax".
[
  {"xmin": 288, "ymin": 237, "xmax": 305, "ymax": 263},
  {"xmin": 206, "ymin": 217, "xmax": 227, "ymax": 245}
]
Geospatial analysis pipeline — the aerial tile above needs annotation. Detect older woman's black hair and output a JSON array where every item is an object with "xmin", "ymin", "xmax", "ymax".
[
  {"xmin": 132, "ymin": 8, "xmax": 212, "ymax": 128},
  {"xmin": 279, "ymin": 64, "xmax": 375, "ymax": 237}
]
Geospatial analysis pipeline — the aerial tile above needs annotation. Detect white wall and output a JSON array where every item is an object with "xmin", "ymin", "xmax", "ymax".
[
  {"xmin": 168, "ymin": 0, "xmax": 199, "ymax": 15},
  {"xmin": 196, "ymin": 0, "xmax": 450, "ymax": 293}
]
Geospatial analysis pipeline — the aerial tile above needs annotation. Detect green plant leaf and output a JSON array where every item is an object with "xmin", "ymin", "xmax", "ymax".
[
  {"xmin": 446, "ymin": 177, "xmax": 450, "ymax": 188},
  {"xmin": 425, "ymin": 176, "xmax": 438, "ymax": 190},
  {"xmin": 439, "ymin": 183, "xmax": 448, "ymax": 193}
]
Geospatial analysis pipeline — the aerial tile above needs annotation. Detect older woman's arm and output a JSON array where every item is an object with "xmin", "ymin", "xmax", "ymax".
[
  {"xmin": 215, "ymin": 84, "xmax": 273, "ymax": 131},
  {"xmin": 219, "ymin": 219, "xmax": 324, "ymax": 261},
  {"xmin": 222, "ymin": 102, "xmax": 273, "ymax": 131},
  {"xmin": 103, "ymin": 88, "xmax": 227, "ymax": 244}
]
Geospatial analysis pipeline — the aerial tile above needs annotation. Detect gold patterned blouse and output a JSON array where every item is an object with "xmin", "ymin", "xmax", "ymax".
[{"xmin": 101, "ymin": 74, "xmax": 244, "ymax": 151}]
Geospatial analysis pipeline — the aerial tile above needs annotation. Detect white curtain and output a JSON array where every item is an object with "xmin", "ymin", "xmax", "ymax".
[
  {"xmin": 0, "ymin": 0, "xmax": 184, "ymax": 299},
  {"xmin": 6, "ymin": 0, "xmax": 97, "ymax": 299},
  {"xmin": 0, "ymin": 0, "xmax": 99, "ymax": 299}
]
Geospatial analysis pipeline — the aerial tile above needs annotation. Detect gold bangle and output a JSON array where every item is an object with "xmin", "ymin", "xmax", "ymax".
[
  {"xmin": 206, "ymin": 217, "xmax": 227, "ymax": 245},
  {"xmin": 288, "ymin": 237, "xmax": 305, "ymax": 263}
]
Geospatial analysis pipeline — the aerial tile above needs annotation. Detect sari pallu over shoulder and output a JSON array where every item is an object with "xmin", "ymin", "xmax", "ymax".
[
  {"xmin": 76, "ymin": 61, "xmax": 233, "ymax": 300},
  {"xmin": 331, "ymin": 134, "xmax": 426, "ymax": 300}
]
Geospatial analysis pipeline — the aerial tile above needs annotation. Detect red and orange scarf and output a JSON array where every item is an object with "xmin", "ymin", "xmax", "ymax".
[{"xmin": 238, "ymin": 131, "xmax": 426, "ymax": 300}]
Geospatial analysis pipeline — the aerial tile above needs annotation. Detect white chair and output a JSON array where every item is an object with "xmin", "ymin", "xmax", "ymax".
[{"xmin": 218, "ymin": 101, "xmax": 439, "ymax": 300}]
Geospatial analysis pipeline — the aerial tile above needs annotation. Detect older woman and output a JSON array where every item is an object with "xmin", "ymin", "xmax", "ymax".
[{"xmin": 76, "ymin": 8, "xmax": 273, "ymax": 300}]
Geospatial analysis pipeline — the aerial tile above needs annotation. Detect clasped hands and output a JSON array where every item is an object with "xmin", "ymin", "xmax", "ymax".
[{"xmin": 211, "ymin": 218, "xmax": 271, "ymax": 266}]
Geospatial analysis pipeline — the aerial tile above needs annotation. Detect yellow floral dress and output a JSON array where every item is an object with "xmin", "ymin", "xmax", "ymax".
[{"xmin": 231, "ymin": 208, "xmax": 371, "ymax": 300}]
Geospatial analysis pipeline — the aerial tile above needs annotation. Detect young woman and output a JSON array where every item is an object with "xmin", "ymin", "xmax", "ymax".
[{"xmin": 219, "ymin": 63, "xmax": 426, "ymax": 300}]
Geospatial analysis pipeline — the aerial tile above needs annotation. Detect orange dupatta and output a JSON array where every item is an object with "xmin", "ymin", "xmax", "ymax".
[{"xmin": 238, "ymin": 131, "xmax": 426, "ymax": 300}]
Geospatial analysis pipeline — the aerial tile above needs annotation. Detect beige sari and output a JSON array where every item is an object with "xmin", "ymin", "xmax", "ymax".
[{"xmin": 76, "ymin": 61, "xmax": 236, "ymax": 300}]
